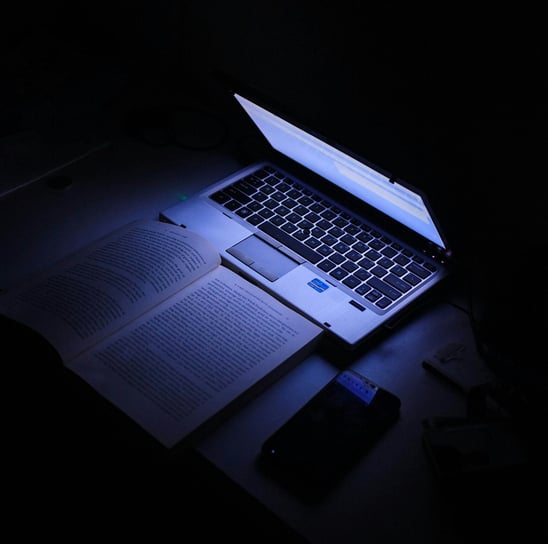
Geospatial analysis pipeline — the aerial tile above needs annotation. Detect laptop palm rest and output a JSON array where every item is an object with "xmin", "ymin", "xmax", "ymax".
[{"xmin": 227, "ymin": 235, "xmax": 299, "ymax": 282}]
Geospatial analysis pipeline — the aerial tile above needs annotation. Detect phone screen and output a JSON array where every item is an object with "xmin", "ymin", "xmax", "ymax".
[{"xmin": 258, "ymin": 370, "xmax": 401, "ymax": 502}]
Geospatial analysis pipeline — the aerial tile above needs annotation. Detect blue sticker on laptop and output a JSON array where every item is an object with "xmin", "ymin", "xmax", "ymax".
[{"xmin": 308, "ymin": 278, "xmax": 329, "ymax": 293}]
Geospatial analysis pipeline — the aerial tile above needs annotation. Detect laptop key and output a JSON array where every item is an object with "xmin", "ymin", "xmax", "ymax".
[
  {"xmin": 247, "ymin": 215, "xmax": 264, "ymax": 226},
  {"xmin": 210, "ymin": 190, "xmax": 231, "ymax": 204},
  {"xmin": 258, "ymin": 221, "xmax": 323, "ymax": 264},
  {"xmin": 366, "ymin": 277, "xmax": 402, "ymax": 300},
  {"xmin": 226, "ymin": 185, "xmax": 252, "ymax": 204},
  {"xmin": 318, "ymin": 259, "xmax": 336, "ymax": 272},
  {"xmin": 384, "ymin": 273, "xmax": 412, "ymax": 293},
  {"xmin": 330, "ymin": 268, "xmax": 348, "ymax": 281},
  {"xmin": 403, "ymin": 272, "xmax": 421, "ymax": 286},
  {"xmin": 236, "ymin": 207, "xmax": 253, "ymax": 218},
  {"xmin": 407, "ymin": 262, "xmax": 431, "ymax": 279},
  {"xmin": 224, "ymin": 200, "xmax": 241, "ymax": 211},
  {"xmin": 376, "ymin": 297, "xmax": 392, "ymax": 309}
]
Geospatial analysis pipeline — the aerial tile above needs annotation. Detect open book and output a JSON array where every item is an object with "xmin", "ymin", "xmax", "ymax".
[{"xmin": 0, "ymin": 219, "xmax": 323, "ymax": 447}]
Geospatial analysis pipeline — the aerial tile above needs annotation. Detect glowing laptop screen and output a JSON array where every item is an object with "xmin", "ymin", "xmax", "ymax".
[{"xmin": 235, "ymin": 93, "xmax": 446, "ymax": 250}]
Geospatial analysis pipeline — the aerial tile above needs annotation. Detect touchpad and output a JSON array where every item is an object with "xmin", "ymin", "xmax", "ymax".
[{"xmin": 227, "ymin": 235, "xmax": 299, "ymax": 281}]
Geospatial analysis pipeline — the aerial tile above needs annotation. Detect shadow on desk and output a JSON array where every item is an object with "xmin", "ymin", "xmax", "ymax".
[
  {"xmin": 2, "ymin": 315, "xmax": 306, "ymax": 541},
  {"xmin": 3, "ymin": 288, "xmax": 548, "ymax": 542}
]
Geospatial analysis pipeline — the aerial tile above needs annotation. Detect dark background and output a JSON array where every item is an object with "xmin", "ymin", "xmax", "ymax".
[
  {"xmin": 1, "ymin": 2, "xmax": 546, "ymax": 539},
  {"xmin": 2, "ymin": 0, "xmax": 545, "ymax": 374},
  {"xmin": 2, "ymin": 2, "xmax": 546, "ymax": 264}
]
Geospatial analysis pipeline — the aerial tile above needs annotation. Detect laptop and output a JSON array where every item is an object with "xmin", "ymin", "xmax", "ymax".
[{"xmin": 160, "ymin": 84, "xmax": 453, "ymax": 350}]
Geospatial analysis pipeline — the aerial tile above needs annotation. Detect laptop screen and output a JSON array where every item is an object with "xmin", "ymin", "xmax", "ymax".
[{"xmin": 235, "ymin": 93, "xmax": 447, "ymax": 251}]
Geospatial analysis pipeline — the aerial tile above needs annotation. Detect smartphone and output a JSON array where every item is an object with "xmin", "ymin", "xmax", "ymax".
[{"xmin": 257, "ymin": 369, "xmax": 401, "ymax": 502}]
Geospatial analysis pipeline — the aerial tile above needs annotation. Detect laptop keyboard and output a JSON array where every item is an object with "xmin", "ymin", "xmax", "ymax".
[{"xmin": 209, "ymin": 165, "xmax": 437, "ymax": 310}]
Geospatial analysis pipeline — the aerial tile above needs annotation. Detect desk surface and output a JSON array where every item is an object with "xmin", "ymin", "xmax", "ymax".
[
  {"xmin": 198, "ymin": 301, "xmax": 473, "ymax": 542},
  {"xmin": 1, "ymin": 133, "xmax": 545, "ymax": 542}
]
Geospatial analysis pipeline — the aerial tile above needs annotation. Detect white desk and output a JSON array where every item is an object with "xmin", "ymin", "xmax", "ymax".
[
  {"xmin": 197, "ymin": 301, "xmax": 473, "ymax": 543},
  {"xmin": 0, "ymin": 136, "xmax": 531, "ymax": 543}
]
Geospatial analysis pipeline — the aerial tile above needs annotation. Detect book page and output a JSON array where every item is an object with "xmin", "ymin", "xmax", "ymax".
[
  {"xmin": 67, "ymin": 265, "xmax": 323, "ymax": 448},
  {"xmin": 0, "ymin": 220, "xmax": 221, "ymax": 362}
]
